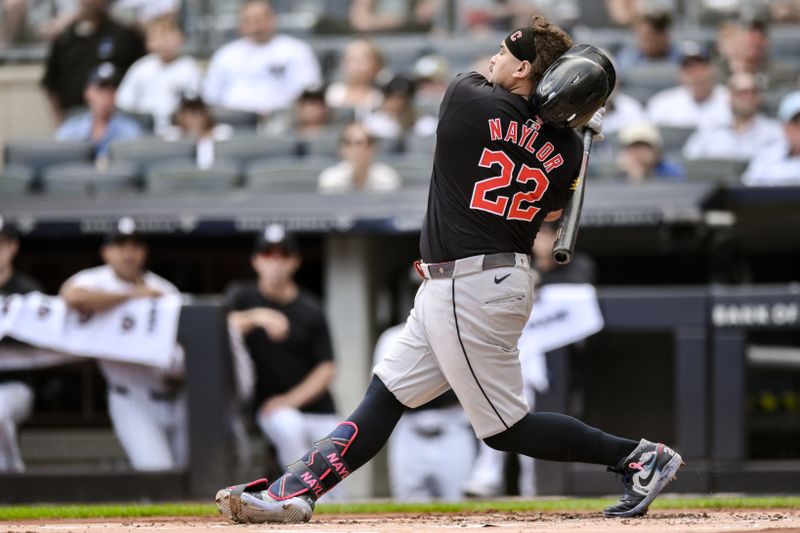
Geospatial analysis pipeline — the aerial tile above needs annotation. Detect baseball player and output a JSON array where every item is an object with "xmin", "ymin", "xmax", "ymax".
[
  {"xmin": 216, "ymin": 16, "xmax": 683, "ymax": 524},
  {"xmin": 0, "ymin": 217, "xmax": 41, "ymax": 472},
  {"xmin": 60, "ymin": 218, "xmax": 187, "ymax": 471}
]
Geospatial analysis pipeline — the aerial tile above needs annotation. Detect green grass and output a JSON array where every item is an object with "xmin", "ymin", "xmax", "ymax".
[{"xmin": 1, "ymin": 496, "xmax": 798, "ymax": 521}]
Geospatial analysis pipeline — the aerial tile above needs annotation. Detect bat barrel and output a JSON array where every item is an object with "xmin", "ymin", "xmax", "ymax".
[{"xmin": 552, "ymin": 128, "xmax": 594, "ymax": 265}]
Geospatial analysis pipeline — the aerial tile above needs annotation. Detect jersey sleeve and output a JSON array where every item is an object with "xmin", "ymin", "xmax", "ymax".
[{"xmin": 545, "ymin": 132, "xmax": 584, "ymax": 213}]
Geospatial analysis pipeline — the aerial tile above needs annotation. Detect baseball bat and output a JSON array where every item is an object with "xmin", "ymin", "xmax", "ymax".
[{"xmin": 552, "ymin": 127, "xmax": 594, "ymax": 265}]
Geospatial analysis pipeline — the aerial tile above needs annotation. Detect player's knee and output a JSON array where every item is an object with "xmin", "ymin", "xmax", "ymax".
[{"xmin": 483, "ymin": 426, "xmax": 520, "ymax": 453}]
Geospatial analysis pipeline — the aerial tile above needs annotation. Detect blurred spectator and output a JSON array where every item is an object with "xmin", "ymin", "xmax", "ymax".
[
  {"xmin": 203, "ymin": 0, "xmax": 322, "ymax": 116},
  {"xmin": 113, "ymin": 0, "xmax": 180, "ymax": 26},
  {"xmin": 646, "ymin": 41, "xmax": 731, "ymax": 129},
  {"xmin": 411, "ymin": 53, "xmax": 450, "ymax": 105},
  {"xmin": 263, "ymin": 86, "xmax": 333, "ymax": 138},
  {"xmin": 614, "ymin": 10, "xmax": 680, "ymax": 73},
  {"xmin": 225, "ymin": 224, "xmax": 341, "ymax": 496},
  {"xmin": 161, "ymin": 93, "xmax": 233, "ymax": 169},
  {"xmin": 115, "ymin": 16, "xmax": 201, "ymax": 134},
  {"xmin": 0, "ymin": 0, "xmax": 28, "ymax": 49},
  {"xmin": 768, "ymin": 0, "xmax": 800, "ymax": 22},
  {"xmin": 56, "ymin": 63, "xmax": 143, "ymax": 161},
  {"xmin": 318, "ymin": 122, "xmax": 401, "ymax": 193},
  {"xmin": 683, "ymin": 72, "xmax": 784, "ymax": 161},
  {"xmin": 574, "ymin": 0, "xmax": 643, "ymax": 27},
  {"xmin": 60, "ymin": 218, "xmax": 187, "ymax": 471},
  {"xmin": 0, "ymin": 218, "xmax": 39, "ymax": 474},
  {"xmin": 325, "ymin": 38, "xmax": 385, "ymax": 119},
  {"xmin": 348, "ymin": 0, "xmax": 438, "ymax": 33},
  {"xmin": 0, "ymin": 217, "xmax": 42, "ymax": 296},
  {"xmin": 604, "ymin": 86, "xmax": 647, "ymax": 135},
  {"xmin": 743, "ymin": 91, "xmax": 800, "ymax": 186},
  {"xmin": 363, "ymin": 74, "xmax": 437, "ymax": 141},
  {"xmin": 718, "ymin": 12, "xmax": 798, "ymax": 89},
  {"xmin": 616, "ymin": 122, "xmax": 684, "ymax": 182},
  {"xmin": 41, "ymin": 0, "xmax": 146, "ymax": 123}
]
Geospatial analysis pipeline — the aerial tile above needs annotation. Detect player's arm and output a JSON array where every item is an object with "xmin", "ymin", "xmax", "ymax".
[
  {"xmin": 228, "ymin": 308, "xmax": 290, "ymax": 340},
  {"xmin": 261, "ymin": 361, "xmax": 335, "ymax": 414},
  {"xmin": 60, "ymin": 283, "xmax": 161, "ymax": 313}
]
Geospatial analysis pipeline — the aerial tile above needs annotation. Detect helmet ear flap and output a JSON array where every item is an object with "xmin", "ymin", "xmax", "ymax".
[{"xmin": 532, "ymin": 44, "xmax": 615, "ymax": 129}]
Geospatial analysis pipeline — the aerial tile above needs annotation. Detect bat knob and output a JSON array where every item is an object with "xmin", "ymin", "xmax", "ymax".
[{"xmin": 553, "ymin": 249, "xmax": 572, "ymax": 265}]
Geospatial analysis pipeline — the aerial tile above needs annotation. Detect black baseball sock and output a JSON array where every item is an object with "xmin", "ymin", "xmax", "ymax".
[
  {"xmin": 340, "ymin": 374, "xmax": 408, "ymax": 470},
  {"xmin": 266, "ymin": 374, "xmax": 407, "ymax": 501},
  {"xmin": 484, "ymin": 412, "xmax": 638, "ymax": 467}
]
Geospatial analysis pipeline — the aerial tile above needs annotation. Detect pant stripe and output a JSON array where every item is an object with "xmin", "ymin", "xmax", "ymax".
[{"xmin": 450, "ymin": 278, "xmax": 509, "ymax": 431}]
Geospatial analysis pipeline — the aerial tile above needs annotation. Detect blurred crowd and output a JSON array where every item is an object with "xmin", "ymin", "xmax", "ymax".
[{"xmin": 0, "ymin": 0, "xmax": 796, "ymax": 194}]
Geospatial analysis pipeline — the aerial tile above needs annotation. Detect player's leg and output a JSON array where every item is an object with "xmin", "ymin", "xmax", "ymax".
[
  {"xmin": 303, "ymin": 413, "xmax": 346, "ymax": 501},
  {"xmin": 424, "ymin": 262, "xmax": 681, "ymax": 517},
  {"xmin": 216, "ymin": 286, "xmax": 451, "ymax": 523}
]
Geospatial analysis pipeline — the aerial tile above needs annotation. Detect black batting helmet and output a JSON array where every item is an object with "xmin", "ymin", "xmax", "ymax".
[{"xmin": 533, "ymin": 44, "xmax": 616, "ymax": 129}]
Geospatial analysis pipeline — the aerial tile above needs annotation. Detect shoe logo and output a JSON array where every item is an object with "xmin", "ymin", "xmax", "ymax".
[
  {"xmin": 494, "ymin": 273, "xmax": 511, "ymax": 284},
  {"xmin": 635, "ymin": 453, "xmax": 659, "ymax": 489}
]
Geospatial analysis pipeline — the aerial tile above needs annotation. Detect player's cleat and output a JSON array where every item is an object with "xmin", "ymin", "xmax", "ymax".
[
  {"xmin": 215, "ymin": 478, "xmax": 315, "ymax": 524},
  {"xmin": 603, "ymin": 439, "xmax": 684, "ymax": 518}
]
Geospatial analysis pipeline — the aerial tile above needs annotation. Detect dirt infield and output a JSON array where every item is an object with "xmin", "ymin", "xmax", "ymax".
[{"xmin": 4, "ymin": 510, "xmax": 800, "ymax": 533}]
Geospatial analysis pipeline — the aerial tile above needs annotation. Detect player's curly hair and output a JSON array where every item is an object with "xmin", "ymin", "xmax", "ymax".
[{"xmin": 527, "ymin": 15, "xmax": 574, "ymax": 83}]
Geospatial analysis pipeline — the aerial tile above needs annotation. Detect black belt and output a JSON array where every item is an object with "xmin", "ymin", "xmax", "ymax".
[
  {"xmin": 111, "ymin": 384, "xmax": 179, "ymax": 402},
  {"xmin": 415, "ymin": 252, "xmax": 523, "ymax": 280}
]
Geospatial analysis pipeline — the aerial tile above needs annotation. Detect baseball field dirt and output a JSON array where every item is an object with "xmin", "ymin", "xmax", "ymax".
[{"xmin": 3, "ymin": 510, "xmax": 800, "ymax": 533}]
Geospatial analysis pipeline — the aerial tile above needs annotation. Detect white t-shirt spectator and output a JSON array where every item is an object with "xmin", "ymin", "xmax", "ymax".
[
  {"xmin": 647, "ymin": 85, "xmax": 731, "ymax": 129},
  {"xmin": 683, "ymin": 115, "xmax": 785, "ymax": 161},
  {"xmin": 115, "ymin": 0, "xmax": 180, "ymax": 23},
  {"xmin": 363, "ymin": 111, "xmax": 438, "ymax": 140},
  {"xmin": 203, "ymin": 35, "xmax": 322, "ymax": 114},
  {"xmin": 64, "ymin": 265, "xmax": 180, "ymax": 392},
  {"xmin": 742, "ymin": 146, "xmax": 800, "ymax": 186},
  {"xmin": 605, "ymin": 92, "xmax": 647, "ymax": 135},
  {"xmin": 116, "ymin": 54, "xmax": 202, "ymax": 133},
  {"xmin": 318, "ymin": 161, "xmax": 401, "ymax": 193}
]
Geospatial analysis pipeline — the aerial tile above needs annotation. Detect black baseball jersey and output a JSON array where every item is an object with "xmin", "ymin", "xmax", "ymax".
[
  {"xmin": 420, "ymin": 72, "xmax": 583, "ymax": 263},
  {"xmin": 225, "ymin": 282, "xmax": 336, "ymax": 414}
]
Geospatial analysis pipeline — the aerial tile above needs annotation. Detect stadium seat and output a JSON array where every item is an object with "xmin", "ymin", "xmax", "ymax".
[
  {"xmin": 42, "ymin": 162, "xmax": 140, "ymax": 196},
  {"xmin": 108, "ymin": 137, "xmax": 196, "ymax": 174},
  {"xmin": 297, "ymin": 129, "xmax": 341, "ymax": 158},
  {"xmin": 622, "ymin": 62, "xmax": 680, "ymax": 103},
  {"xmin": 210, "ymin": 106, "xmax": 260, "ymax": 130},
  {"xmin": 683, "ymin": 158, "xmax": 748, "ymax": 183},
  {"xmin": 658, "ymin": 126, "xmax": 695, "ymax": 153},
  {"xmin": 378, "ymin": 155, "xmax": 431, "ymax": 186},
  {"xmin": 4, "ymin": 139, "xmax": 95, "ymax": 189},
  {"xmin": 214, "ymin": 134, "xmax": 301, "ymax": 168},
  {"xmin": 146, "ymin": 159, "xmax": 241, "ymax": 193},
  {"xmin": 120, "ymin": 111, "xmax": 155, "ymax": 132},
  {"xmin": 0, "ymin": 165, "xmax": 32, "ymax": 195},
  {"xmin": 405, "ymin": 134, "xmax": 436, "ymax": 157},
  {"xmin": 245, "ymin": 156, "xmax": 334, "ymax": 192}
]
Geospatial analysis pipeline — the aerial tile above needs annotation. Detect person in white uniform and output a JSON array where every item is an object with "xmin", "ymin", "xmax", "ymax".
[
  {"xmin": 0, "ymin": 218, "xmax": 41, "ymax": 472},
  {"xmin": 743, "ymin": 91, "xmax": 800, "ymax": 186},
  {"xmin": 60, "ymin": 218, "xmax": 186, "ymax": 471},
  {"xmin": 646, "ymin": 41, "xmax": 731, "ymax": 129},
  {"xmin": 115, "ymin": 16, "xmax": 202, "ymax": 134},
  {"xmin": 683, "ymin": 72, "xmax": 784, "ymax": 161},
  {"xmin": 202, "ymin": 0, "xmax": 322, "ymax": 116}
]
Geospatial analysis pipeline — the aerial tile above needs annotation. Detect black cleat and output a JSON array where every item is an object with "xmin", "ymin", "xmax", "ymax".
[{"xmin": 603, "ymin": 439, "xmax": 684, "ymax": 518}]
